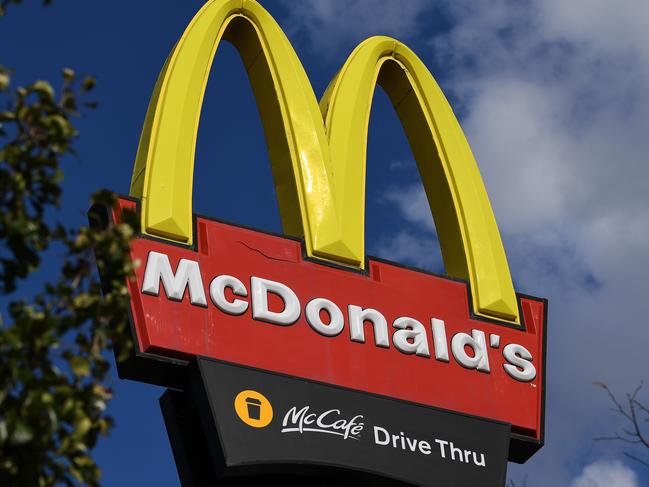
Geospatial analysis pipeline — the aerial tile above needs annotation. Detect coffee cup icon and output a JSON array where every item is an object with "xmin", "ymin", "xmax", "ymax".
[
  {"xmin": 235, "ymin": 390, "xmax": 272, "ymax": 427},
  {"xmin": 245, "ymin": 397, "xmax": 263, "ymax": 420}
]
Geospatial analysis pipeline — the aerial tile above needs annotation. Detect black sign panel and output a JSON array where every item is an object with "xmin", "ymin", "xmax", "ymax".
[{"xmin": 164, "ymin": 358, "xmax": 510, "ymax": 487}]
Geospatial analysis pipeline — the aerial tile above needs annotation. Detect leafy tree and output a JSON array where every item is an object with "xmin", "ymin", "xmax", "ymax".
[{"xmin": 0, "ymin": 3, "xmax": 137, "ymax": 485}]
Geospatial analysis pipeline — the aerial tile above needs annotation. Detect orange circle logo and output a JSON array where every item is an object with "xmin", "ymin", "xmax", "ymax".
[{"xmin": 234, "ymin": 390, "xmax": 273, "ymax": 428}]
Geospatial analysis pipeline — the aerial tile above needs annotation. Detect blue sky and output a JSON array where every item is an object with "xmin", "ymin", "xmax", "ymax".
[{"xmin": 2, "ymin": 1, "xmax": 649, "ymax": 485}]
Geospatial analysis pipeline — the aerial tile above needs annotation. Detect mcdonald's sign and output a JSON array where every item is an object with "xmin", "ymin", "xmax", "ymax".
[{"xmin": 93, "ymin": 1, "xmax": 546, "ymax": 485}]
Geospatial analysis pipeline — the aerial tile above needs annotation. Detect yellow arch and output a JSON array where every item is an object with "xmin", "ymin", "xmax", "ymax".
[
  {"xmin": 130, "ymin": 0, "xmax": 351, "ymax": 263},
  {"xmin": 321, "ymin": 37, "xmax": 519, "ymax": 322},
  {"xmin": 130, "ymin": 0, "xmax": 519, "ymax": 323}
]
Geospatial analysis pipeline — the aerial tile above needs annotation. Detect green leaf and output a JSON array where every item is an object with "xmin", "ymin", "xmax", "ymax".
[
  {"xmin": 10, "ymin": 421, "xmax": 33, "ymax": 445},
  {"xmin": 81, "ymin": 75, "xmax": 96, "ymax": 92},
  {"xmin": 0, "ymin": 420, "xmax": 7, "ymax": 442},
  {"xmin": 0, "ymin": 72, "xmax": 9, "ymax": 91},
  {"xmin": 62, "ymin": 68, "xmax": 75, "ymax": 81},
  {"xmin": 31, "ymin": 80, "xmax": 55, "ymax": 100},
  {"xmin": 74, "ymin": 417, "xmax": 91, "ymax": 438},
  {"xmin": 69, "ymin": 356, "xmax": 90, "ymax": 377}
]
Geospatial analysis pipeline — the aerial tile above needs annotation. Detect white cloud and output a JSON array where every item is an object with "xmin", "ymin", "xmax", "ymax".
[
  {"xmin": 278, "ymin": 0, "xmax": 430, "ymax": 57},
  {"xmin": 373, "ymin": 230, "xmax": 442, "ymax": 273},
  {"xmin": 374, "ymin": 1, "xmax": 649, "ymax": 485},
  {"xmin": 384, "ymin": 185, "xmax": 434, "ymax": 232},
  {"xmin": 540, "ymin": 0, "xmax": 649, "ymax": 69},
  {"xmin": 571, "ymin": 460, "xmax": 638, "ymax": 487},
  {"xmin": 433, "ymin": 0, "xmax": 649, "ymax": 236}
]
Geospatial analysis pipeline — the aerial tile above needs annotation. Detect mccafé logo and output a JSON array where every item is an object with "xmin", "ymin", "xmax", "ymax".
[
  {"xmin": 142, "ymin": 250, "xmax": 536, "ymax": 383},
  {"xmin": 99, "ymin": 0, "xmax": 546, "ymax": 464},
  {"xmin": 281, "ymin": 406, "xmax": 364, "ymax": 440}
]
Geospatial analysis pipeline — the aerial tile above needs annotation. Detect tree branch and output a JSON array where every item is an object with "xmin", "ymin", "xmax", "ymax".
[{"xmin": 594, "ymin": 381, "xmax": 649, "ymax": 469}]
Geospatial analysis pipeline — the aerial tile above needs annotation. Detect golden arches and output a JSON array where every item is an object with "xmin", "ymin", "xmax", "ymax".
[
  {"xmin": 129, "ymin": 0, "xmax": 348, "ymax": 263},
  {"xmin": 129, "ymin": 0, "xmax": 519, "ymax": 323},
  {"xmin": 321, "ymin": 37, "xmax": 518, "ymax": 321}
]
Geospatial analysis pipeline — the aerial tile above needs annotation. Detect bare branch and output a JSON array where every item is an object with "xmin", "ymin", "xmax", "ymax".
[
  {"xmin": 624, "ymin": 452, "xmax": 649, "ymax": 469},
  {"xmin": 508, "ymin": 475, "xmax": 528, "ymax": 487},
  {"xmin": 595, "ymin": 381, "xmax": 649, "ymax": 469}
]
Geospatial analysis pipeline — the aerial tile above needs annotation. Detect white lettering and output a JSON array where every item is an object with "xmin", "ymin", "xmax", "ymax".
[
  {"xmin": 282, "ymin": 406, "xmax": 363, "ymax": 440},
  {"xmin": 449, "ymin": 442, "xmax": 464, "ymax": 462},
  {"xmin": 435, "ymin": 439, "xmax": 448, "ymax": 458},
  {"xmin": 348, "ymin": 305, "xmax": 389, "ymax": 348},
  {"xmin": 141, "ymin": 251, "xmax": 206, "ymax": 306},
  {"xmin": 503, "ymin": 343, "xmax": 536, "ymax": 382},
  {"xmin": 374, "ymin": 426, "xmax": 390, "ymax": 445},
  {"xmin": 451, "ymin": 329, "xmax": 491, "ymax": 372},
  {"xmin": 373, "ymin": 426, "xmax": 434, "ymax": 456},
  {"xmin": 431, "ymin": 318, "xmax": 449, "ymax": 362},
  {"xmin": 392, "ymin": 317, "xmax": 430, "ymax": 357},
  {"xmin": 473, "ymin": 452, "xmax": 486, "ymax": 467},
  {"xmin": 209, "ymin": 275, "xmax": 248, "ymax": 315},
  {"xmin": 306, "ymin": 298, "xmax": 344, "ymax": 337},
  {"xmin": 142, "ymin": 263, "xmax": 537, "ymax": 384},
  {"xmin": 251, "ymin": 276, "xmax": 300, "ymax": 325},
  {"xmin": 419, "ymin": 440, "xmax": 431, "ymax": 455}
]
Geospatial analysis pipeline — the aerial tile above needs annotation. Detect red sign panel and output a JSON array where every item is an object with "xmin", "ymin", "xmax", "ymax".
[{"xmin": 111, "ymin": 197, "xmax": 545, "ymax": 461}]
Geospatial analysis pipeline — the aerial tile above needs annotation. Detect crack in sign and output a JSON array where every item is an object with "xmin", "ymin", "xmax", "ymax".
[{"xmin": 236, "ymin": 240, "xmax": 298, "ymax": 263}]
